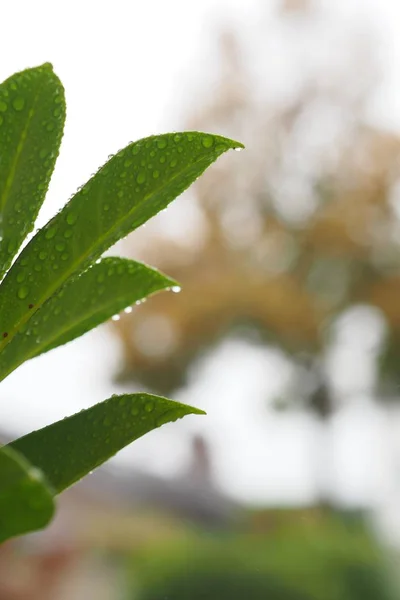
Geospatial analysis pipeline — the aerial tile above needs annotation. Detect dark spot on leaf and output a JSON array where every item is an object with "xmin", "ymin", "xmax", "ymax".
[
  {"xmin": 2, "ymin": 332, "xmax": 8, "ymax": 338},
  {"xmin": 28, "ymin": 304, "xmax": 34, "ymax": 309}
]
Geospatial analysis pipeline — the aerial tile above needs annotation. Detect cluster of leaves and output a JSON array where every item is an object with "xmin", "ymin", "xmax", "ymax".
[{"xmin": 0, "ymin": 64, "xmax": 242, "ymax": 543}]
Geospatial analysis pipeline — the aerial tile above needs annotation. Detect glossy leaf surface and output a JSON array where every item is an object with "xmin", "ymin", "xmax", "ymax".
[
  {"xmin": 0, "ymin": 63, "xmax": 65, "ymax": 279},
  {"xmin": 0, "ymin": 445, "xmax": 54, "ymax": 543},
  {"xmin": 10, "ymin": 394, "xmax": 205, "ymax": 493},
  {"xmin": 0, "ymin": 257, "xmax": 176, "ymax": 382},
  {"xmin": 0, "ymin": 132, "xmax": 243, "ymax": 349}
]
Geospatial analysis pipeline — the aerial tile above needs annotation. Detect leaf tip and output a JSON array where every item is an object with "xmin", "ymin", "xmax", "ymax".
[{"xmin": 154, "ymin": 398, "xmax": 206, "ymax": 428}]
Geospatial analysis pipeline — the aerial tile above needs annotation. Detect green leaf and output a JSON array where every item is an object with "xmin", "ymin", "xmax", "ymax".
[
  {"xmin": 0, "ymin": 132, "xmax": 243, "ymax": 349},
  {"xmin": 0, "ymin": 445, "xmax": 54, "ymax": 543},
  {"xmin": 0, "ymin": 257, "xmax": 176, "ymax": 382},
  {"xmin": 9, "ymin": 394, "xmax": 205, "ymax": 493},
  {"xmin": 0, "ymin": 63, "xmax": 65, "ymax": 279}
]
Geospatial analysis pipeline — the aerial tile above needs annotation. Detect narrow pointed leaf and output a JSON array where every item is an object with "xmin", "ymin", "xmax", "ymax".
[
  {"xmin": 9, "ymin": 394, "xmax": 205, "ymax": 493},
  {"xmin": 0, "ymin": 445, "xmax": 55, "ymax": 543},
  {"xmin": 0, "ymin": 63, "xmax": 65, "ymax": 279},
  {"xmin": 0, "ymin": 257, "xmax": 176, "ymax": 382},
  {"xmin": 0, "ymin": 132, "xmax": 243, "ymax": 348}
]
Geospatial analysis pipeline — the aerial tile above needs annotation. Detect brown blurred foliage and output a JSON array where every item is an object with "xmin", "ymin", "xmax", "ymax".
[{"xmin": 112, "ymin": 3, "xmax": 400, "ymax": 406}]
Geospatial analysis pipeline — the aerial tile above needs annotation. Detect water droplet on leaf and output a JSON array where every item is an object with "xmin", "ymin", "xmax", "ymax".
[
  {"xmin": 202, "ymin": 135, "xmax": 214, "ymax": 149},
  {"xmin": 12, "ymin": 97, "xmax": 25, "ymax": 111},
  {"xmin": 17, "ymin": 286, "xmax": 29, "ymax": 300},
  {"xmin": 66, "ymin": 212, "xmax": 77, "ymax": 225},
  {"xmin": 157, "ymin": 138, "xmax": 167, "ymax": 149}
]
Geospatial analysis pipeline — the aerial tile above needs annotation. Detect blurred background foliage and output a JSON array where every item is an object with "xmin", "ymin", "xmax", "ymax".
[
  {"xmin": 130, "ymin": 509, "xmax": 395, "ymax": 600},
  {"xmin": 116, "ymin": 1, "xmax": 400, "ymax": 405}
]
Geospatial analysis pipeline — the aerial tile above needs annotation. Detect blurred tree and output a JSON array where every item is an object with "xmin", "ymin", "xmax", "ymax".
[{"xmin": 112, "ymin": 2, "xmax": 400, "ymax": 499}]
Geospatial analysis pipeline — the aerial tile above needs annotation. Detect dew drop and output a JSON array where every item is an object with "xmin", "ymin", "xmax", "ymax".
[
  {"xmin": 7, "ymin": 240, "xmax": 16, "ymax": 253},
  {"xmin": 170, "ymin": 159, "xmax": 178, "ymax": 168},
  {"xmin": 152, "ymin": 170, "xmax": 160, "ymax": 179},
  {"xmin": 103, "ymin": 204, "xmax": 110, "ymax": 212},
  {"xmin": 0, "ymin": 101, "xmax": 7, "ymax": 112},
  {"xmin": 64, "ymin": 229, "xmax": 73, "ymax": 238},
  {"xmin": 16, "ymin": 272, "xmax": 26, "ymax": 283},
  {"xmin": 157, "ymin": 138, "xmax": 167, "ymax": 149},
  {"xmin": 145, "ymin": 401, "xmax": 154, "ymax": 413},
  {"xmin": 117, "ymin": 190, "xmax": 124, "ymax": 198},
  {"xmin": 136, "ymin": 171, "xmax": 146, "ymax": 184},
  {"xmin": 111, "ymin": 314, "xmax": 120, "ymax": 321},
  {"xmin": 124, "ymin": 306, "xmax": 133, "ymax": 314},
  {"xmin": 66, "ymin": 212, "xmax": 77, "ymax": 225},
  {"xmin": 131, "ymin": 405, "xmax": 140, "ymax": 416},
  {"xmin": 55, "ymin": 242, "xmax": 65, "ymax": 252},
  {"xmin": 171, "ymin": 285, "xmax": 181, "ymax": 293},
  {"xmin": 234, "ymin": 147, "xmax": 243, "ymax": 152},
  {"xmin": 202, "ymin": 135, "xmax": 214, "ymax": 149},
  {"xmin": 61, "ymin": 253, "xmax": 69, "ymax": 261},
  {"xmin": 38, "ymin": 250, "xmax": 47, "ymax": 260},
  {"xmin": 46, "ymin": 122, "xmax": 55, "ymax": 132},
  {"xmin": 12, "ymin": 97, "xmax": 25, "ymax": 111},
  {"xmin": 17, "ymin": 286, "xmax": 29, "ymax": 300},
  {"xmin": 45, "ymin": 226, "xmax": 57, "ymax": 239}
]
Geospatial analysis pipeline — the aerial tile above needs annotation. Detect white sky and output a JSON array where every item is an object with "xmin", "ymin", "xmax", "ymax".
[{"xmin": 2, "ymin": 0, "xmax": 400, "ymax": 519}]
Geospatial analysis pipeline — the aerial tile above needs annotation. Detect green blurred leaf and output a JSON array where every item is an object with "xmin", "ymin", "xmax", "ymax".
[
  {"xmin": 9, "ymin": 393, "xmax": 205, "ymax": 493},
  {"xmin": 0, "ymin": 257, "xmax": 176, "ymax": 382},
  {"xmin": 0, "ymin": 132, "xmax": 242, "ymax": 349},
  {"xmin": 0, "ymin": 445, "xmax": 54, "ymax": 543},
  {"xmin": 0, "ymin": 63, "xmax": 65, "ymax": 279}
]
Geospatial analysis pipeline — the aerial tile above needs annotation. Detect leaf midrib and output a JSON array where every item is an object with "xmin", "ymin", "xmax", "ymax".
[{"xmin": 0, "ymin": 80, "xmax": 42, "ymax": 280}]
